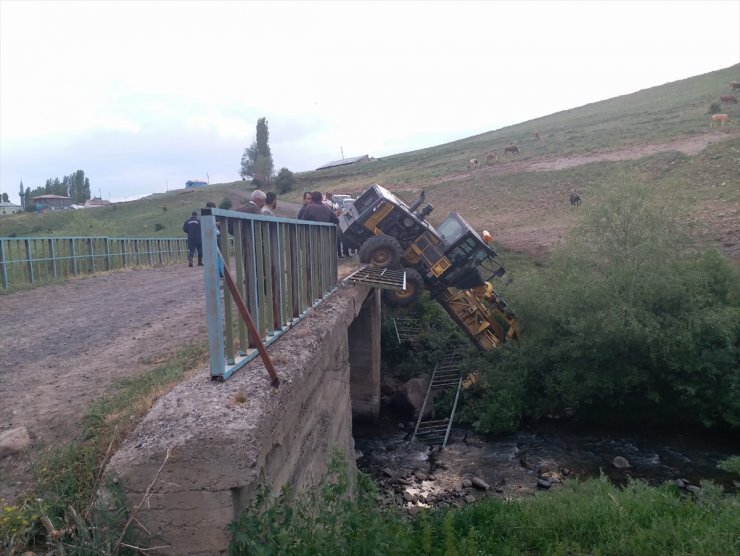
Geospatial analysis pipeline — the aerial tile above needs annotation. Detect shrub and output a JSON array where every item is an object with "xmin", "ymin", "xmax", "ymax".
[
  {"xmin": 219, "ymin": 198, "xmax": 232, "ymax": 210},
  {"xmin": 154, "ymin": 223, "xmax": 165, "ymax": 231},
  {"xmin": 708, "ymin": 101, "xmax": 722, "ymax": 114},
  {"xmin": 275, "ymin": 168, "xmax": 296, "ymax": 194}
]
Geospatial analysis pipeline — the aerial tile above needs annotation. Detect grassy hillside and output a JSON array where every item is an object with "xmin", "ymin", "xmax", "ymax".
[{"xmin": 1, "ymin": 64, "xmax": 738, "ymax": 260}]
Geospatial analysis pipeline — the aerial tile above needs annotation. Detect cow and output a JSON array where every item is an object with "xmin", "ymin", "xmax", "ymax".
[
  {"xmin": 720, "ymin": 95, "xmax": 738, "ymax": 104},
  {"xmin": 468, "ymin": 158, "xmax": 479, "ymax": 170},
  {"xmin": 731, "ymin": 81, "xmax": 740, "ymax": 91},
  {"xmin": 485, "ymin": 151, "xmax": 498, "ymax": 165},
  {"xmin": 710, "ymin": 113, "xmax": 731, "ymax": 128},
  {"xmin": 504, "ymin": 145, "xmax": 520, "ymax": 155},
  {"xmin": 569, "ymin": 192, "xmax": 582, "ymax": 207}
]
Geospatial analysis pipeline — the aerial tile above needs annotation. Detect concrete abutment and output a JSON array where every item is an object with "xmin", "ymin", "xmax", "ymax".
[{"xmin": 104, "ymin": 285, "xmax": 381, "ymax": 555}]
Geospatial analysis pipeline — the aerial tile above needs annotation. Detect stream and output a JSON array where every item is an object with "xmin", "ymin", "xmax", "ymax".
[{"xmin": 353, "ymin": 412, "xmax": 739, "ymax": 510}]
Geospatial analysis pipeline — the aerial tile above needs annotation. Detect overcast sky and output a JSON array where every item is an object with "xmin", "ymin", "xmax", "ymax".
[{"xmin": 1, "ymin": 1, "xmax": 738, "ymax": 204}]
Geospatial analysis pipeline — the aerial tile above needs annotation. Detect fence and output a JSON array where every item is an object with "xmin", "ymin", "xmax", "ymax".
[
  {"xmin": 0, "ymin": 236, "xmax": 190, "ymax": 291},
  {"xmin": 202, "ymin": 208, "xmax": 338, "ymax": 380}
]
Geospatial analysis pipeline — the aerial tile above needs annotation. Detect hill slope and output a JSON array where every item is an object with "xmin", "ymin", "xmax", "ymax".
[{"xmin": 1, "ymin": 64, "xmax": 738, "ymax": 260}]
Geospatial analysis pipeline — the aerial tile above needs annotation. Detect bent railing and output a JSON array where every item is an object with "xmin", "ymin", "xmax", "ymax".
[
  {"xmin": 201, "ymin": 208, "xmax": 338, "ymax": 381},
  {"xmin": 0, "ymin": 236, "xmax": 189, "ymax": 291}
]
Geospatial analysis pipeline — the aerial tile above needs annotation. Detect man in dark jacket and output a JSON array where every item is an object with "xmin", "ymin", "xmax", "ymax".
[
  {"xmin": 300, "ymin": 191, "xmax": 339, "ymax": 224},
  {"xmin": 183, "ymin": 211, "xmax": 203, "ymax": 267}
]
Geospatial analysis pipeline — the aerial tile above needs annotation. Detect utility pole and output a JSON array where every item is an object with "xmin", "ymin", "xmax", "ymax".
[
  {"xmin": 207, "ymin": 172, "xmax": 210, "ymax": 185},
  {"xmin": 340, "ymin": 146, "xmax": 344, "ymax": 159}
]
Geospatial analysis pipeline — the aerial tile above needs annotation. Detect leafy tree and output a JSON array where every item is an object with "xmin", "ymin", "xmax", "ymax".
[
  {"xmin": 1, "ymin": 192, "xmax": 8, "ymax": 203},
  {"xmin": 466, "ymin": 181, "xmax": 740, "ymax": 432},
  {"xmin": 240, "ymin": 117, "xmax": 274, "ymax": 186},
  {"xmin": 275, "ymin": 167, "xmax": 296, "ymax": 193}
]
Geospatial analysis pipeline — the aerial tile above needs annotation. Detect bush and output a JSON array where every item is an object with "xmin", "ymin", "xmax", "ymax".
[
  {"xmin": 275, "ymin": 168, "xmax": 296, "ymax": 194},
  {"xmin": 219, "ymin": 198, "xmax": 232, "ymax": 210},
  {"xmin": 467, "ymin": 182, "xmax": 740, "ymax": 432},
  {"xmin": 708, "ymin": 101, "xmax": 722, "ymax": 114},
  {"xmin": 154, "ymin": 223, "xmax": 165, "ymax": 231}
]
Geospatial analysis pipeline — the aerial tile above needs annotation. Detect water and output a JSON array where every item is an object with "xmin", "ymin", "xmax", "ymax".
[{"xmin": 354, "ymin": 415, "xmax": 740, "ymax": 499}]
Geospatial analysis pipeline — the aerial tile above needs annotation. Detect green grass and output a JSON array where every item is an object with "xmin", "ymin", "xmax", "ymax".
[
  {"xmin": 0, "ymin": 343, "xmax": 208, "ymax": 554},
  {"xmin": 230, "ymin": 458, "xmax": 740, "ymax": 556}
]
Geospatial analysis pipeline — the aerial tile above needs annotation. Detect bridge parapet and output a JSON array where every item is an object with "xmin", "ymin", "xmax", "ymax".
[{"xmin": 201, "ymin": 208, "xmax": 338, "ymax": 380}]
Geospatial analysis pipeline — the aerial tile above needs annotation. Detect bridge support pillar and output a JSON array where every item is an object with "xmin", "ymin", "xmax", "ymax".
[{"xmin": 348, "ymin": 289, "xmax": 381, "ymax": 419}]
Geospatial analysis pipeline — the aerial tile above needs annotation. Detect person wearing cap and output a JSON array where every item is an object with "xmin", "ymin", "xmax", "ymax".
[{"xmin": 182, "ymin": 210, "xmax": 203, "ymax": 267}]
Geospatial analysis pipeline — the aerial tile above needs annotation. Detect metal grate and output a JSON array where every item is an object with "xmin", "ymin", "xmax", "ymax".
[
  {"xmin": 353, "ymin": 186, "xmax": 381, "ymax": 215},
  {"xmin": 343, "ymin": 265, "xmax": 406, "ymax": 291}
]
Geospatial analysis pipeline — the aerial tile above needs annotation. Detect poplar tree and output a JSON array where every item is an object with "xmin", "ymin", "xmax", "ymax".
[{"xmin": 240, "ymin": 117, "xmax": 274, "ymax": 186}]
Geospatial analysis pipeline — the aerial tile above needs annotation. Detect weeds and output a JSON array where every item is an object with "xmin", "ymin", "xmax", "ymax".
[
  {"xmin": 229, "ymin": 470, "xmax": 740, "ymax": 556},
  {"xmin": 1, "ymin": 343, "xmax": 208, "ymax": 554}
]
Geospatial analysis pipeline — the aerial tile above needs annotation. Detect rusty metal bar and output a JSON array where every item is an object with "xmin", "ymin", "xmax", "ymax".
[{"xmin": 222, "ymin": 260, "xmax": 280, "ymax": 387}]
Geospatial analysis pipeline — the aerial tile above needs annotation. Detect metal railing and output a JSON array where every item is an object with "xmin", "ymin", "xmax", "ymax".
[
  {"xmin": 202, "ymin": 208, "xmax": 338, "ymax": 380},
  {"xmin": 0, "ymin": 236, "xmax": 190, "ymax": 291}
]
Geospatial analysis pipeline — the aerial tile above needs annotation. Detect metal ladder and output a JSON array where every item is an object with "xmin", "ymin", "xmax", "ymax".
[
  {"xmin": 411, "ymin": 350, "xmax": 465, "ymax": 447},
  {"xmin": 392, "ymin": 317, "xmax": 422, "ymax": 344}
]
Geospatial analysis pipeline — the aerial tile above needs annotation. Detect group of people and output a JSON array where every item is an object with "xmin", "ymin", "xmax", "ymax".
[
  {"xmin": 183, "ymin": 188, "xmax": 353, "ymax": 268},
  {"xmin": 297, "ymin": 191, "xmax": 353, "ymax": 257}
]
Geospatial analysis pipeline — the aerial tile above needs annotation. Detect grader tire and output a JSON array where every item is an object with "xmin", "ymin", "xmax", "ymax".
[
  {"xmin": 383, "ymin": 268, "xmax": 424, "ymax": 307},
  {"xmin": 359, "ymin": 235, "xmax": 403, "ymax": 269}
]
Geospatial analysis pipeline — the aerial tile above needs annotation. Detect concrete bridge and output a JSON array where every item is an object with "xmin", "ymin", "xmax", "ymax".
[{"xmin": 105, "ymin": 281, "xmax": 382, "ymax": 554}]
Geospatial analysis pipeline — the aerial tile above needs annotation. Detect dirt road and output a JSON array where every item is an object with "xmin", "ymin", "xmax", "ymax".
[{"xmin": 0, "ymin": 266, "xmax": 207, "ymax": 500}]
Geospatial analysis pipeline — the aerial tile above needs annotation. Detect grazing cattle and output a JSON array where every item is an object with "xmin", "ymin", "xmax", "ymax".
[
  {"xmin": 504, "ymin": 145, "xmax": 520, "ymax": 155},
  {"xmin": 720, "ymin": 95, "xmax": 738, "ymax": 104},
  {"xmin": 731, "ymin": 81, "xmax": 740, "ymax": 91},
  {"xmin": 710, "ymin": 113, "xmax": 731, "ymax": 128},
  {"xmin": 569, "ymin": 192, "xmax": 582, "ymax": 207},
  {"xmin": 485, "ymin": 151, "xmax": 498, "ymax": 165},
  {"xmin": 468, "ymin": 158, "xmax": 479, "ymax": 170}
]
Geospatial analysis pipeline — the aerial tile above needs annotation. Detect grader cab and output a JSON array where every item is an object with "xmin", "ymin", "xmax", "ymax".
[{"xmin": 339, "ymin": 184, "xmax": 518, "ymax": 351}]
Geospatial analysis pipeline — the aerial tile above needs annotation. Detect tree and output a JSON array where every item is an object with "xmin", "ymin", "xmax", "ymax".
[
  {"xmin": 275, "ymin": 168, "xmax": 296, "ymax": 194},
  {"xmin": 2, "ymin": 192, "xmax": 8, "ymax": 203},
  {"xmin": 240, "ymin": 117, "xmax": 274, "ymax": 186}
]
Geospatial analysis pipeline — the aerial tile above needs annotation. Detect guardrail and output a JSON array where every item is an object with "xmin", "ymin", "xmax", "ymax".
[
  {"xmin": 0, "ymin": 236, "xmax": 190, "ymax": 291},
  {"xmin": 202, "ymin": 208, "xmax": 338, "ymax": 380}
]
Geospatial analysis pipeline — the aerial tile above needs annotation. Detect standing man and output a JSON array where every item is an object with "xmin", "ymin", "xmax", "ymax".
[
  {"xmin": 262, "ymin": 192, "xmax": 277, "ymax": 216},
  {"xmin": 236, "ymin": 190, "xmax": 266, "ymax": 214},
  {"xmin": 297, "ymin": 191, "xmax": 312, "ymax": 219},
  {"xmin": 300, "ymin": 191, "xmax": 339, "ymax": 224},
  {"xmin": 182, "ymin": 210, "xmax": 203, "ymax": 267}
]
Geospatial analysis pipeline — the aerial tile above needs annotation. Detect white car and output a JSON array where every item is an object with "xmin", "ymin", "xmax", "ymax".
[{"xmin": 331, "ymin": 194, "xmax": 352, "ymax": 210}]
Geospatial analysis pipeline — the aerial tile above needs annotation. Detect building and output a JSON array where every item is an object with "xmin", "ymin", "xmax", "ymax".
[
  {"xmin": 0, "ymin": 201, "xmax": 23, "ymax": 216},
  {"xmin": 186, "ymin": 180, "xmax": 208, "ymax": 188},
  {"xmin": 316, "ymin": 154, "xmax": 370, "ymax": 170},
  {"xmin": 31, "ymin": 194, "xmax": 73, "ymax": 210},
  {"xmin": 83, "ymin": 198, "xmax": 112, "ymax": 208}
]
